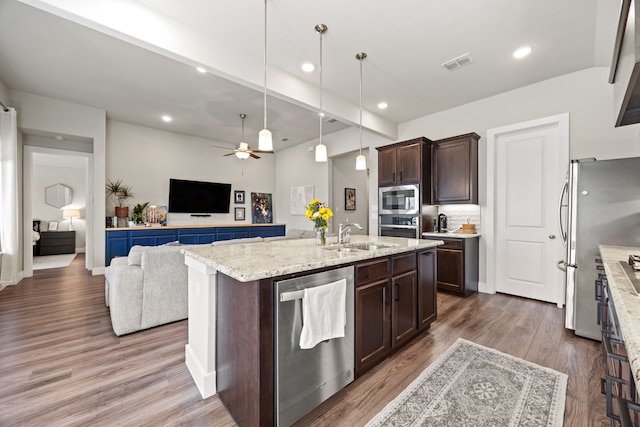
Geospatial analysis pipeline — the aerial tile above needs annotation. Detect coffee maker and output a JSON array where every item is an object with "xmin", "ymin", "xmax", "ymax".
[{"xmin": 437, "ymin": 213, "xmax": 448, "ymax": 233}]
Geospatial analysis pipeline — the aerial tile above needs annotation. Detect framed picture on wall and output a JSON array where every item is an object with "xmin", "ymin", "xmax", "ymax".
[
  {"xmin": 234, "ymin": 190, "xmax": 245, "ymax": 204},
  {"xmin": 234, "ymin": 207, "xmax": 245, "ymax": 221},
  {"xmin": 48, "ymin": 221, "xmax": 59, "ymax": 231},
  {"xmin": 345, "ymin": 188, "xmax": 356, "ymax": 211}
]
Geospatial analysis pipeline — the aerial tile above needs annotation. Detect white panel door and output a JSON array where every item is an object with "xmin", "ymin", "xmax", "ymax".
[{"xmin": 494, "ymin": 123, "xmax": 566, "ymax": 304}]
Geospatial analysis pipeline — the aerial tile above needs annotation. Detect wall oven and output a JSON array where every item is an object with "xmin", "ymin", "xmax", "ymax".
[
  {"xmin": 379, "ymin": 184, "xmax": 420, "ymax": 215},
  {"xmin": 379, "ymin": 215, "xmax": 421, "ymax": 239}
]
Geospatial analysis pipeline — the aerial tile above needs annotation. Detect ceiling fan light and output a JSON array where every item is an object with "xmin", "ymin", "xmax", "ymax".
[
  {"xmin": 355, "ymin": 154, "xmax": 367, "ymax": 170},
  {"xmin": 235, "ymin": 150, "xmax": 250, "ymax": 159},
  {"xmin": 259, "ymin": 128, "xmax": 273, "ymax": 151},
  {"xmin": 315, "ymin": 143, "xmax": 327, "ymax": 162}
]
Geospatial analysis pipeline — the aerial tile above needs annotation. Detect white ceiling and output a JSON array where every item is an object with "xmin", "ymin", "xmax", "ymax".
[{"xmin": 0, "ymin": 0, "xmax": 620, "ymax": 151}]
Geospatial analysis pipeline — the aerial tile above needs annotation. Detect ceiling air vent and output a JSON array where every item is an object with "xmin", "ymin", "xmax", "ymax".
[
  {"xmin": 325, "ymin": 117, "xmax": 338, "ymax": 123},
  {"xmin": 442, "ymin": 53, "xmax": 473, "ymax": 71}
]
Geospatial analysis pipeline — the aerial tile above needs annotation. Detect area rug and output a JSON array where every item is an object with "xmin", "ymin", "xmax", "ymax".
[
  {"xmin": 33, "ymin": 253, "xmax": 76, "ymax": 270},
  {"xmin": 366, "ymin": 338, "xmax": 567, "ymax": 427}
]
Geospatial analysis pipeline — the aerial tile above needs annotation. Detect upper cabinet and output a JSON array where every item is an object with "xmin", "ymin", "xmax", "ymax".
[
  {"xmin": 432, "ymin": 132, "xmax": 479, "ymax": 205},
  {"xmin": 376, "ymin": 137, "xmax": 432, "ymax": 190}
]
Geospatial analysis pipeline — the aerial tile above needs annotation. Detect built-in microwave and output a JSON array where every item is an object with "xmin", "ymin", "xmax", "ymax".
[{"xmin": 379, "ymin": 184, "xmax": 420, "ymax": 215}]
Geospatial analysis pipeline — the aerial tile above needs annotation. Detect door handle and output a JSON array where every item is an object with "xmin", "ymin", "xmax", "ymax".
[
  {"xmin": 558, "ymin": 177, "xmax": 568, "ymax": 247},
  {"xmin": 549, "ymin": 235, "xmax": 556, "ymax": 239},
  {"xmin": 557, "ymin": 260, "xmax": 566, "ymax": 272}
]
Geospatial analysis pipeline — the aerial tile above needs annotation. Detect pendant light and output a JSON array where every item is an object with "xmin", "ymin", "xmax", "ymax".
[
  {"xmin": 355, "ymin": 52, "xmax": 367, "ymax": 170},
  {"xmin": 315, "ymin": 24, "xmax": 328, "ymax": 162},
  {"xmin": 236, "ymin": 114, "xmax": 250, "ymax": 159},
  {"xmin": 258, "ymin": 0, "xmax": 273, "ymax": 151}
]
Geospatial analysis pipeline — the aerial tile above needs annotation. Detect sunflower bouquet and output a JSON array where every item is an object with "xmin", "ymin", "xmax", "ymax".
[{"xmin": 305, "ymin": 199, "xmax": 333, "ymax": 245}]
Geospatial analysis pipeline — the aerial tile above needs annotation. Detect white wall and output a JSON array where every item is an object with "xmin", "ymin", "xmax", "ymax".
[
  {"xmin": 12, "ymin": 91, "xmax": 105, "ymax": 273},
  {"xmin": 275, "ymin": 126, "xmax": 390, "ymax": 233},
  {"xmin": 331, "ymin": 151, "xmax": 369, "ymax": 235},
  {"xmin": 106, "ymin": 121, "xmax": 276, "ymax": 226}
]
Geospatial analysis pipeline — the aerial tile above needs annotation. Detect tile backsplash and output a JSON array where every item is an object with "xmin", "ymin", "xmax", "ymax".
[{"xmin": 437, "ymin": 205, "xmax": 481, "ymax": 232}]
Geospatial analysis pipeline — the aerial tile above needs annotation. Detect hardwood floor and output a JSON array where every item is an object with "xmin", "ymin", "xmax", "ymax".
[{"xmin": 0, "ymin": 254, "xmax": 609, "ymax": 426}]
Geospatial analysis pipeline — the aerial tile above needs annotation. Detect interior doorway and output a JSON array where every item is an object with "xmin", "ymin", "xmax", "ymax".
[
  {"xmin": 486, "ymin": 113, "xmax": 569, "ymax": 306},
  {"xmin": 331, "ymin": 149, "xmax": 370, "ymax": 235},
  {"xmin": 23, "ymin": 140, "xmax": 93, "ymax": 277}
]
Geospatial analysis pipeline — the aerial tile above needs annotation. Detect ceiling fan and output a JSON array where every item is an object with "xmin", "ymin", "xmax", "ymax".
[{"xmin": 211, "ymin": 113, "xmax": 274, "ymax": 159}]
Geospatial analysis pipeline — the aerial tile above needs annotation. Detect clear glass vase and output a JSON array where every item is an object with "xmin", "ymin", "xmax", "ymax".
[{"xmin": 315, "ymin": 228, "xmax": 326, "ymax": 246}]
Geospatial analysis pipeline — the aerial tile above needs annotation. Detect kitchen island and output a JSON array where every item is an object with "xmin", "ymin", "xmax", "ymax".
[{"xmin": 182, "ymin": 235, "xmax": 442, "ymax": 426}]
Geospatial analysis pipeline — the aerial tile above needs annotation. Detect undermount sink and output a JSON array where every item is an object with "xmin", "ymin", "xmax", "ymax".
[{"xmin": 323, "ymin": 241, "xmax": 399, "ymax": 253}]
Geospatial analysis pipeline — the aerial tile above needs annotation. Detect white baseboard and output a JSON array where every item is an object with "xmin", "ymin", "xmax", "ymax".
[
  {"xmin": 185, "ymin": 344, "xmax": 217, "ymax": 399},
  {"xmin": 478, "ymin": 281, "xmax": 495, "ymax": 294}
]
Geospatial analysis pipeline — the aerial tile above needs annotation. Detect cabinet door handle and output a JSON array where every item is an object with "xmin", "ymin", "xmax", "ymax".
[
  {"xmin": 394, "ymin": 283, "xmax": 400, "ymax": 301},
  {"xmin": 392, "ymin": 172, "xmax": 396, "ymax": 182},
  {"xmin": 399, "ymin": 171, "xmax": 403, "ymax": 181}
]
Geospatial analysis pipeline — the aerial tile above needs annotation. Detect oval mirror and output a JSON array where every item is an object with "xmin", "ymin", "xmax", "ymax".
[{"xmin": 45, "ymin": 183, "xmax": 72, "ymax": 208}]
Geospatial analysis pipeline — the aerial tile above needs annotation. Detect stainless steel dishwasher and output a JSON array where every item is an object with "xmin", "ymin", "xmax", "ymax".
[{"xmin": 274, "ymin": 265, "xmax": 355, "ymax": 427}]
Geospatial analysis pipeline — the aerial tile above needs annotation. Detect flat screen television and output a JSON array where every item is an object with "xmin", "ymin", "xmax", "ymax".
[{"xmin": 168, "ymin": 178, "xmax": 232, "ymax": 214}]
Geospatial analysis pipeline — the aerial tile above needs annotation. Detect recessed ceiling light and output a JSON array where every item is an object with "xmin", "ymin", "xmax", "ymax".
[
  {"xmin": 161, "ymin": 115, "xmax": 172, "ymax": 122},
  {"xmin": 301, "ymin": 62, "xmax": 315, "ymax": 72},
  {"xmin": 196, "ymin": 66, "xmax": 207, "ymax": 74},
  {"xmin": 513, "ymin": 45, "xmax": 533, "ymax": 59},
  {"xmin": 377, "ymin": 102, "xmax": 388, "ymax": 110}
]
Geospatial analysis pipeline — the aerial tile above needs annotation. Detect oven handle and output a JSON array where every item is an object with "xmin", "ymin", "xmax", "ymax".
[{"xmin": 379, "ymin": 224, "xmax": 418, "ymax": 229}]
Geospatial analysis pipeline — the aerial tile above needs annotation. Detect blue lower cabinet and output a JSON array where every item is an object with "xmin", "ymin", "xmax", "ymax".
[
  {"xmin": 178, "ymin": 228, "xmax": 217, "ymax": 245},
  {"xmin": 250, "ymin": 225, "xmax": 286, "ymax": 238},
  {"xmin": 105, "ymin": 225, "xmax": 286, "ymax": 265},
  {"xmin": 105, "ymin": 231, "xmax": 129, "ymax": 265},
  {"xmin": 217, "ymin": 227, "xmax": 250, "ymax": 241}
]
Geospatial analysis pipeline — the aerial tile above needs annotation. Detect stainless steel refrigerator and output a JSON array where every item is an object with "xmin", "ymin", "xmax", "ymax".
[{"xmin": 561, "ymin": 157, "xmax": 640, "ymax": 341}]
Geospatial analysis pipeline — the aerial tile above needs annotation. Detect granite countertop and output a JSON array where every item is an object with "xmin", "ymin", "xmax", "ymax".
[
  {"xmin": 182, "ymin": 235, "xmax": 442, "ymax": 282},
  {"xmin": 422, "ymin": 231, "xmax": 481, "ymax": 239},
  {"xmin": 599, "ymin": 245, "xmax": 640, "ymax": 386}
]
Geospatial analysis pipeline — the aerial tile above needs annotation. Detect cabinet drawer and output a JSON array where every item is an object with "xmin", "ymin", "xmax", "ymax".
[
  {"xmin": 392, "ymin": 253, "xmax": 417, "ymax": 276},
  {"xmin": 355, "ymin": 259, "xmax": 389, "ymax": 287},
  {"xmin": 438, "ymin": 238, "xmax": 463, "ymax": 250}
]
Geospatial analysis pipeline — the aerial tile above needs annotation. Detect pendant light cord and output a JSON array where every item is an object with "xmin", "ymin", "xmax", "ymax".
[
  {"xmin": 263, "ymin": 0, "xmax": 268, "ymax": 130},
  {"xmin": 319, "ymin": 28, "xmax": 324, "ymax": 146},
  {"xmin": 359, "ymin": 56, "xmax": 363, "ymax": 155}
]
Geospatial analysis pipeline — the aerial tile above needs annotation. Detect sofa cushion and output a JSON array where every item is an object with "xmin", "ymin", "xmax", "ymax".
[{"xmin": 127, "ymin": 245, "xmax": 145, "ymax": 266}]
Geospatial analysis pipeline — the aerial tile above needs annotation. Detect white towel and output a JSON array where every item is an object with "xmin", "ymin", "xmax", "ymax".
[{"xmin": 299, "ymin": 278, "xmax": 347, "ymax": 350}]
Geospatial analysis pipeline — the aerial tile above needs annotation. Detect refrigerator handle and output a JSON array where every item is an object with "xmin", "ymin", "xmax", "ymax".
[{"xmin": 558, "ymin": 177, "xmax": 569, "ymax": 247}]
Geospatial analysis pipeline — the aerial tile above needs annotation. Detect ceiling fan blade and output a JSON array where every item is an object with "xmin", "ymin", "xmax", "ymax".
[
  {"xmin": 223, "ymin": 152, "xmax": 235, "ymax": 157},
  {"xmin": 250, "ymin": 153, "xmax": 261, "ymax": 159},
  {"xmin": 252, "ymin": 150, "xmax": 274, "ymax": 154}
]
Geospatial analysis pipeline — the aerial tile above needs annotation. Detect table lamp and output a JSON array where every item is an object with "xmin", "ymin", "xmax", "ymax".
[{"xmin": 63, "ymin": 209, "xmax": 81, "ymax": 231}]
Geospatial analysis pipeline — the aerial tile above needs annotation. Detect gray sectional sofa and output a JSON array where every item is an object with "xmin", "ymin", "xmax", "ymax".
[{"xmin": 104, "ymin": 230, "xmax": 316, "ymax": 336}]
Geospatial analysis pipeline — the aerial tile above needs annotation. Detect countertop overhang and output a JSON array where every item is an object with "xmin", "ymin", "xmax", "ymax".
[
  {"xmin": 183, "ymin": 235, "xmax": 443, "ymax": 282},
  {"xmin": 599, "ymin": 245, "xmax": 640, "ymax": 385}
]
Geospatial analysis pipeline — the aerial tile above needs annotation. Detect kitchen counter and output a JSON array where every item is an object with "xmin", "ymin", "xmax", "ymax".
[
  {"xmin": 182, "ymin": 235, "xmax": 442, "ymax": 282},
  {"xmin": 422, "ymin": 231, "xmax": 480, "ymax": 239},
  {"xmin": 599, "ymin": 245, "xmax": 640, "ymax": 386}
]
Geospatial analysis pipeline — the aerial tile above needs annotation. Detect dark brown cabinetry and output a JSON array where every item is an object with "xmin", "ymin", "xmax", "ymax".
[
  {"xmin": 376, "ymin": 137, "xmax": 432, "ymax": 192},
  {"xmin": 36, "ymin": 231, "xmax": 75, "ymax": 256},
  {"xmin": 436, "ymin": 237, "xmax": 478, "ymax": 297},
  {"xmin": 432, "ymin": 132, "xmax": 479, "ymax": 204},
  {"xmin": 355, "ymin": 249, "xmax": 436, "ymax": 377},
  {"xmin": 418, "ymin": 249, "xmax": 437, "ymax": 329}
]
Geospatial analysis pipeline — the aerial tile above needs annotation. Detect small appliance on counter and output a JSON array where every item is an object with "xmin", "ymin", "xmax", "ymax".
[{"xmin": 437, "ymin": 213, "xmax": 448, "ymax": 233}]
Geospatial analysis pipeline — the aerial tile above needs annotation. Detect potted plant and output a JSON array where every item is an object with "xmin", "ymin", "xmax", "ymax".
[
  {"xmin": 106, "ymin": 179, "xmax": 134, "ymax": 218},
  {"xmin": 132, "ymin": 202, "xmax": 149, "ymax": 224}
]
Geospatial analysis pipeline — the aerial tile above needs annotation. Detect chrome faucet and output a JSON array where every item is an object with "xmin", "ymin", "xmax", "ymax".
[{"xmin": 338, "ymin": 222, "xmax": 363, "ymax": 244}]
